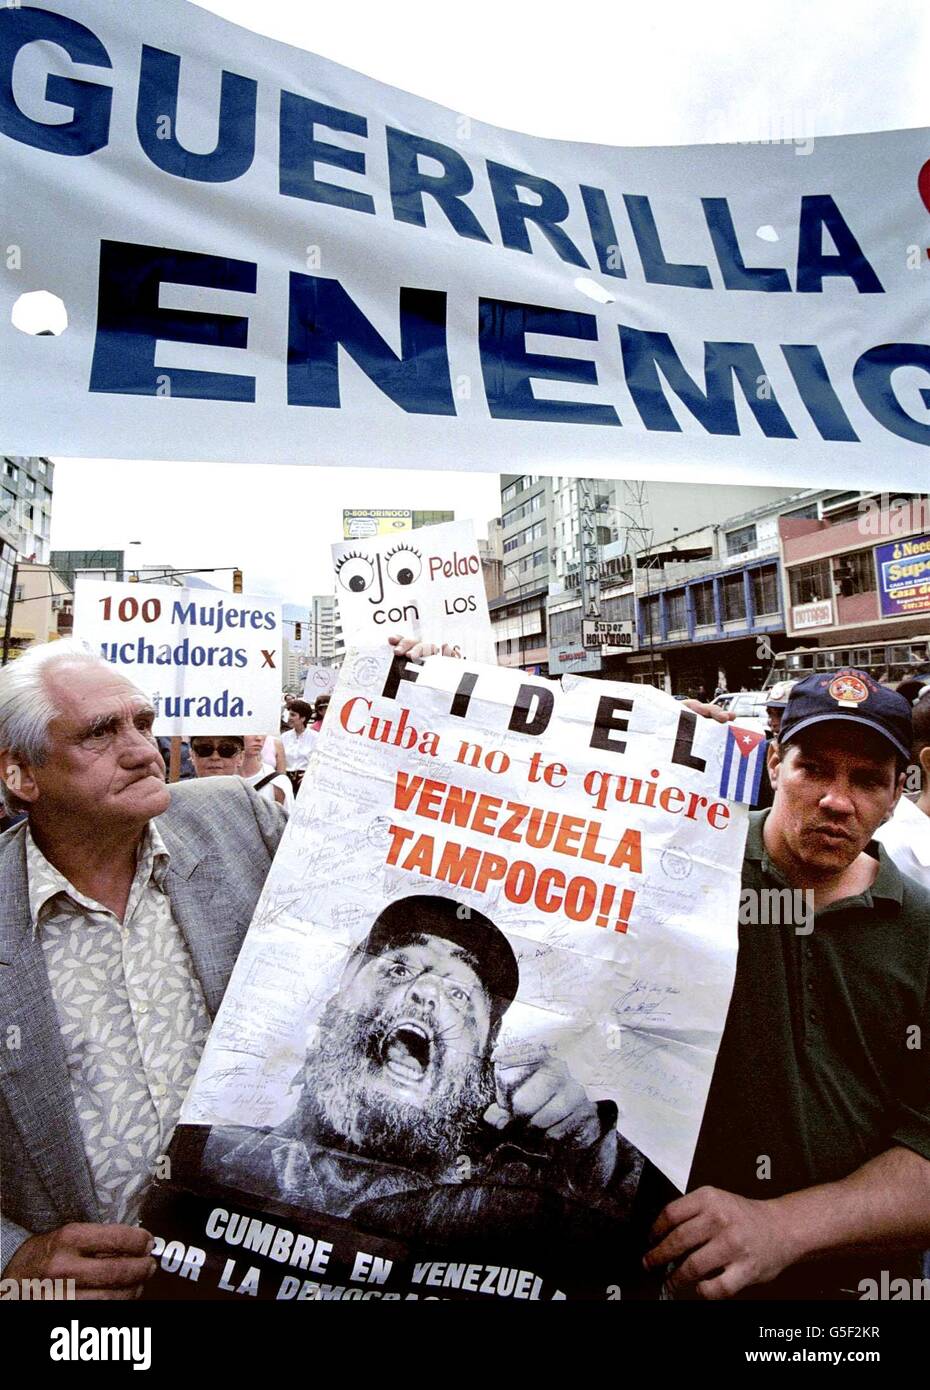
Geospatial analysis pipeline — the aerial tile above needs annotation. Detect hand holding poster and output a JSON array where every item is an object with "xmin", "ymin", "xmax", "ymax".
[
  {"xmin": 144, "ymin": 646, "xmax": 749, "ymax": 1301},
  {"xmin": 332, "ymin": 519, "xmax": 495, "ymax": 661},
  {"xmin": 73, "ymin": 578, "xmax": 282, "ymax": 735}
]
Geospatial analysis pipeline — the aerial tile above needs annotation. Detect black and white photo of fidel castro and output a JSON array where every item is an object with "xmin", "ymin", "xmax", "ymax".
[{"xmin": 200, "ymin": 895, "xmax": 642, "ymax": 1251}]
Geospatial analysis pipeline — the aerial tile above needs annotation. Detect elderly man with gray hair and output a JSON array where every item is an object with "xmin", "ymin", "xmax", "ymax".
[{"xmin": 0, "ymin": 640, "xmax": 286, "ymax": 1297}]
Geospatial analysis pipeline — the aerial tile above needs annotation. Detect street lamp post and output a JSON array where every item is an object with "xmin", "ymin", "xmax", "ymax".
[
  {"xmin": 596, "ymin": 502, "xmax": 659, "ymax": 689},
  {"xmin": 501, "ymin": 557, "xmax": 539, "ymax": 672}
]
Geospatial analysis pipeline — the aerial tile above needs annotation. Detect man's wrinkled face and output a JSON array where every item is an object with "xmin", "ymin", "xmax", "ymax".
[
  {"xmin": 768, "ymin": 726, "xmax": 903, "ymax": 875},
  {"xmin": 296, "ymin": 934, "xmax": 496, "ymax": 1171},
  {"xmin": 29, "ymin": 663, "xmax": 168, "ymax": 830}
]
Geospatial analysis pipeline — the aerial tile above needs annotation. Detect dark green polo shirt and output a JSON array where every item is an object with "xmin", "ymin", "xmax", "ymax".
[{"xmin": 636, "ymin": 808, "xmax": 930, "ymax": 1299}]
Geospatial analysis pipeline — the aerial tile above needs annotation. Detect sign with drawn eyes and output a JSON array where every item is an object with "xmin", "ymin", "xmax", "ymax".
[{"xmin": 331, "ymin": 520, "xmax": 495, "ymax": 661}]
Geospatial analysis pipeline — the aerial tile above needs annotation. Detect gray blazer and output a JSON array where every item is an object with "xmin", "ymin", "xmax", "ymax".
[{"xmin": 0, "ymin": 776, "xmax": 286, "ymax": 1269}]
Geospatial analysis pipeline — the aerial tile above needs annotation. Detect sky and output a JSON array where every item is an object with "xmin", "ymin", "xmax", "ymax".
[{"xmin": 46, "ymin": 0, "xmax": 930, "ymax": 612}]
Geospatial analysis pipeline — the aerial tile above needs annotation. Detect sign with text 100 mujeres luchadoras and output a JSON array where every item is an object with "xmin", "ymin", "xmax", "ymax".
[{"xmin": 73, "ymin": 578, "xmax": 282, "ymax": 735}]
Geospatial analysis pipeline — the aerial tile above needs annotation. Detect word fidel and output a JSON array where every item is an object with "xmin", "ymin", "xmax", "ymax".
[{"xmin": 4, "ymin": 12, "xmax": 927, "ymax": 446}]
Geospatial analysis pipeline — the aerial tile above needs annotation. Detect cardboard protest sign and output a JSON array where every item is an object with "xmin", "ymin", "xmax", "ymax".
[
  {"xmin": 144, "ymin": 646, "xmax": 747, "ymax": 1301},
  {"xmin": 72, "ymin": 578, "xmax": 282, "ymax": 735},
  {"xmin": 332, "ymin": 520, "xmax": 495, "ymax": 661},
  {"xmin": 2, "ymin": 0, "xmax": 929, "ymax": 488},
  {"xmin": 302, "ymin": 663, "xmax": 338, "ymax": 703}
]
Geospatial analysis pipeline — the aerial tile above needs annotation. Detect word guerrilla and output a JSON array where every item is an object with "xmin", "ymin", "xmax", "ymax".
[
  {"xmin": 4, "ymin": 11, "xmax": 927, "ymax": 449},
  {"xmin": 0, "ymin": 10, "xmax": 893, "ymax": 294}
]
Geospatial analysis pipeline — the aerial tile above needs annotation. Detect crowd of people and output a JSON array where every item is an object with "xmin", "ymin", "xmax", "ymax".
[{"xmin": 0, "ymin": 636, "xmax": 927, "ymax": 1301}]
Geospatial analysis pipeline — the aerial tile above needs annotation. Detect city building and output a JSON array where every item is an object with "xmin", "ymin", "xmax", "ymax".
[
  {"xmin": 490, "ymin": 583, "xmax": 550, "ymax": 673},
  {"xmin": 49, "ymin": 548, "xmax": 125, "ymax": 589},
  {"xmin": 776, "ymin": 490, "xmax": 930, "ymax": 683},
  {"xmin": 496, "ymin": 474, "xmax": 579, "ymax": 672},
  {"xmin": 479, "ymin": 522, "xmax": 503, "ymax": 603},
  {"xmin": 281, "ymin": 637, "xmax": 303, "ymax": 695},
  {"xmin": 309, "ymin": 594, "xmax": 338, "ymax": 665},
  {"xmin": 1, "ymin": 456, "xmax": 54, "ymax": 565},
  {"xmin": 492, "ymin": 473, "xmax": 797, "ymax": 677},
  {"xmin": 615, "ymin": 497, "xmax": 793, "ymax": 695},
  {"xmin": 6, "ymin": 562, "xmax": 73, "ymax": 659}
]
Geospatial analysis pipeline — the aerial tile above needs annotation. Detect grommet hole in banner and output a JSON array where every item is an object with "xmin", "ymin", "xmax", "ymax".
[
  {"xmin": 11, "ymin": 290, "xmax": 68, "ymax": 336},
  {"xmin": 574, "ymin": 277, "xmax": 616, "ymax": 304}
]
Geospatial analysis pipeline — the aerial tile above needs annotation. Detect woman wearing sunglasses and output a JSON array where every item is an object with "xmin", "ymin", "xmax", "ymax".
[
  {"xmin": 189, "ymin": 735, "xmax": 246, "ymax": 779},
  {"xmin": 190, "ymin": 734, "xmax": 294, "ymax": 813}
]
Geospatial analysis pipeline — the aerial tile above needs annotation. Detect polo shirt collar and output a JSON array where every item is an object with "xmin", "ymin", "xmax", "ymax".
[
  {"xmin": 747, "ymin": 807, "xmax": 904, "ymax": 908},
  {"xmin": 26, "ymin": 821, "xmax": 172, "ymax": 934}
]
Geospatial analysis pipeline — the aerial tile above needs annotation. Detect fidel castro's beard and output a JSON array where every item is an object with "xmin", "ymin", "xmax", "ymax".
[{"xmin": 287, "ymin": 999, "xmax": 495, "ymax": 1175}]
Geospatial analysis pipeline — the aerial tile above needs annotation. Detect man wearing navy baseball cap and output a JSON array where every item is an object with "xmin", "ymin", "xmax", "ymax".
[{"xmin": 641, "ymin": 669, "xmax": 930, "ymax": 1300}]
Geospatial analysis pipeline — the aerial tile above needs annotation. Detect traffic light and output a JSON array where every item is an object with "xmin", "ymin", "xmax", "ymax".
[
  {"xmin": 294, "ymin": 622, "xmax": 302, "ymax": 641},
  {"xmin": 232, "ymin": 568, "xmax": 243, "ymax": 594}
]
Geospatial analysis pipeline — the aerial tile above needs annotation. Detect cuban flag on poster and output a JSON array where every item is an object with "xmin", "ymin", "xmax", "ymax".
[{"xmin": 719, "ymin": 725, "xmax": 768, "ymax": 805}]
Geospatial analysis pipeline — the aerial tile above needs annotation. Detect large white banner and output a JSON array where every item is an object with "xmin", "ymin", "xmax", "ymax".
[{"xmin": 2, "ymin": 0, "xmax": 930, "ymax": 487}]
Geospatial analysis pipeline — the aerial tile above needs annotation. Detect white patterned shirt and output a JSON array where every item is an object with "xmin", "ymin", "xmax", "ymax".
[{"xmin": 27, "ymin": 824, "xmax": 211, "ymax": 1223}]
